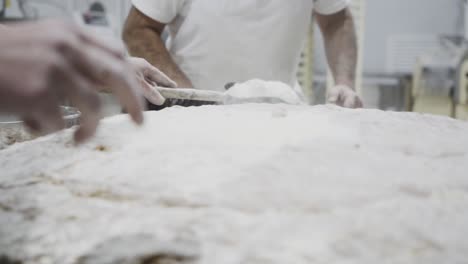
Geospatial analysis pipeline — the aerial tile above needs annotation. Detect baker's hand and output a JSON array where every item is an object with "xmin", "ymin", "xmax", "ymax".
[
  {"xmin": 0, "ymin": 20, "xmax": 144, "ymax": 143},
  {"xmin": 128, "ymin": 57, "xmax": 177, "ymax": 106},
  {"xmin": 327, "ymin": 85, "xmax": 363, "ymax": 108}
]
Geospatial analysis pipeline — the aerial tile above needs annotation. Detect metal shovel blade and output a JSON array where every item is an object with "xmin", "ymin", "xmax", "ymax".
[{"xmin": 155, "ymin": 87, "xmax": 291, "ymax": 105}]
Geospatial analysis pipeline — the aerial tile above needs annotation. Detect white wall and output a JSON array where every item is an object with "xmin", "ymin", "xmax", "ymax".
[{"xmin": 6, "ymin": 0, "xmax": 130, "ymax": 34}]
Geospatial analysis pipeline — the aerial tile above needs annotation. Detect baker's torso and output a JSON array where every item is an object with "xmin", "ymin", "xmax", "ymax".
[{"xmin": 166, "ymin": 0, "xmax": 314, "ymax": 92}]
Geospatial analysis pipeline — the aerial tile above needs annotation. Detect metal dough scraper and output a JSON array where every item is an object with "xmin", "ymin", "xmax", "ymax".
[{"xmin": 154, "ymin": 87, "xmax": 293, "ymax": 105}]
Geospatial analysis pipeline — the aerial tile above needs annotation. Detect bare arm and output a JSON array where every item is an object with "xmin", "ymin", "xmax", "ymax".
[
  {"xmin": 123, "ymin": 7, "xmax": 193, "ymax": 88},
  {"xmin": 315, "ymin": 8, "xmax": 357, "ymax": 89},
  {"xmin": 315, "ymin": 8, "xmax": 362, "ymax": 108}
]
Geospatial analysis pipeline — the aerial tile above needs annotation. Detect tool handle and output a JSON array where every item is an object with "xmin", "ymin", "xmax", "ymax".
[{"xmin": 156, "ymin": 87, "xmax": 225, "ymax": 103}]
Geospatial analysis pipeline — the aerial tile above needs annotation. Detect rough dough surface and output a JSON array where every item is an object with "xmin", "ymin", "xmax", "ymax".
[
  {"xmin": 0, "ymin": 115, "xmax": 33, "ymax": 150},
  {"xmin": 1, "ymin": 104, "xmax": 468, "ymax": 264},
  {"xmin": 0, "ymin": 126, "xmax": 32, "ymax": 150}
]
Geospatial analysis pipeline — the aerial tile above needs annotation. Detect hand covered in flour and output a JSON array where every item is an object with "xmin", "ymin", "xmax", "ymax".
[
  {"xmin": 128, "ymin": 57, "xmax": 177, "ymax": 106},
  {"xmin": 0, "ymin": 20, "xmax": 144, "ymax": 143},
  {"xmin": 327, "ymin": 85, "xmax": 363, "ymax": 109}
]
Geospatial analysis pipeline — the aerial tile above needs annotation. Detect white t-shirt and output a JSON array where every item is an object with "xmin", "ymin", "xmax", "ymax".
[{"xmin": 132, "ymin": 0, "xmax": 349, "ymax": 92}]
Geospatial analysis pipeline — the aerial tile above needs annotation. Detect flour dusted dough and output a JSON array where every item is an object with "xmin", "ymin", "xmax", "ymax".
[
  {"xmin": 226, "ymin": 79, "xmax": 303, "ymax": 105},
  {"xmin": 1, "ymin": 104, "xmax": 468, "ymax": 264},
  {"xmin": 0, "ymin": 126, "xmax": 32, "ymax": 150},
  {"xmin": 0, "ymin": 115, "xmax": 33, "ymax": 150}
]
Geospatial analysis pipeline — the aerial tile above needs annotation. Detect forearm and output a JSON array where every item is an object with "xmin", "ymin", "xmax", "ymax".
[
  {"xmin": 123, "ymin": 10, "xmax": 193, "ymax": 88},
  {"xmin": 321, "ymin": 9, "xmax": 357, "ymax": 89}
]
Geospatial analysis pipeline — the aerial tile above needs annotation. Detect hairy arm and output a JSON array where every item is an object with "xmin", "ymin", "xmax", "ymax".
[
  {"xmin": 315, "ymin": 8, "xmax": 357, "ymax": 89},
  {"xmin": 123, "ymin": 7, "xmax": 193, "ymax": 88}
]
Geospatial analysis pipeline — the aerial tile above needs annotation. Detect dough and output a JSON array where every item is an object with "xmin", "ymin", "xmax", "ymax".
[
  {"xmin": 1, "ymin": 104, "xmax": 468, "ymax": 264},
  {"xmin": 0, "ymin": 115, "xmax": 33, "ymax": 150}
]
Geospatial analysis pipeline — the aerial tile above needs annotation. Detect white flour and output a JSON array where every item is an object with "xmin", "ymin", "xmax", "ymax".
[
  {"xmin": 0, "ymin": 122, "xmax": 33, "ymax": 150},
  {"xmin": 226, "ymin": 79, "xmax": 303, "ymax": 105},
  {"xmin": 1, "ymin": 104, "xmax": 468, "ymax": 264}
]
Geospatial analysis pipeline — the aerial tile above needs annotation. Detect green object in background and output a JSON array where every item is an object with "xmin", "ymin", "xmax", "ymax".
[
  {"xmin": 0, "ymin": 0, "xmax": 6, "ymax": 18},
  {"xmin": 0, "ymin": 0, "xmax": 11, "ymax": 18},
  {"xmin": 0, "ymin": 0, "xmax": 33, "ymax": 22}
]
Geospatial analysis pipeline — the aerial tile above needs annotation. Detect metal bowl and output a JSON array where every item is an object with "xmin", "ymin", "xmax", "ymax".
[{"xmin": 0, "ymin": 106, "xmax": 81, "ymax": 150}]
